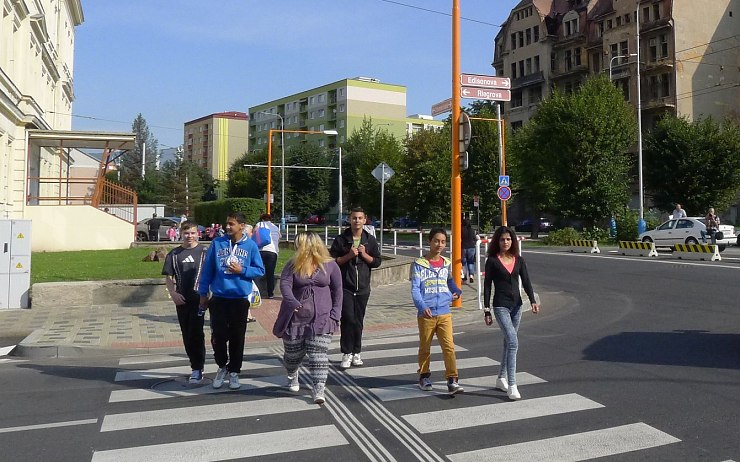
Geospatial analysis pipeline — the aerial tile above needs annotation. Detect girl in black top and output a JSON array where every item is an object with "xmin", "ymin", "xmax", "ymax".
[{"xmin": 483, "ymin": 226, "xmax": 540, "ymax": 400}]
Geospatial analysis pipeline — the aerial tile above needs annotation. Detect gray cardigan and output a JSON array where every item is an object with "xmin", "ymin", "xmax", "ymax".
[{"xmin": 273, "ymin": 260, "xmax": 343, "ymax": 339}]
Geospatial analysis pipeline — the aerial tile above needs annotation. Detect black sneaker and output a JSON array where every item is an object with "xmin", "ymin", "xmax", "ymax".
[{"xmin": 447, "ymin": 377, "xmax": 464, "ymax": 395}]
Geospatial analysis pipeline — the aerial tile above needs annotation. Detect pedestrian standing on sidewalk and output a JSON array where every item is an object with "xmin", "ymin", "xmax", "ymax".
[
  {"xmin": 461, "ymin": 218, "xmax": 478, "ymax": 284},
  {"xmin": 273, "ymin": 232, "xmax": 343, "ymax": 405},
  {"xmin": 197, "ymin": 212, "xmax": 265, "ymax": 390},
  {"xmin": 162, "ymin": 220, "xmax": 207, "ymax": 384},
  {"xmin": 483, "ymin": 225, "xmax": 540, "ymax": 400},
  {"xmin": 148, "ymin": 213, "xmax": 162, "ymax": 241},
  {"xmin": 329, "ymin": 207, "xmax": 381, "ymax": 370},
  {"xmin": 410, "ymin": 227, "xmax": 464, "ymax": 395},
  {"xmin": 167, "ymin": 224, "xmax": 178, "ymax": 242},
  {"xmin": 254, "ymin": 213, "xmax": 281, "ymax": 299}
]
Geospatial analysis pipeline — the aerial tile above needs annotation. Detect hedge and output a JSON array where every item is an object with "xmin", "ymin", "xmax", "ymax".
[{"xmin": 193, "ymin": 198, "xmax": 265, "ymax": 227}]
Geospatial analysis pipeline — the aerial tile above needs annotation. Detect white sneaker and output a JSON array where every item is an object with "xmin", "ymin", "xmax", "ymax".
[
  {"xmin": 351, "ymin": 353, "xmax": 363, "ymax": 367},
  {"xmin": 418, "ymin": 377, "xmax": 433, "ymax": 391},
  {"xmin": 507, "ymin": 384, "xmax": 521, "ymax": 400},
  {"xmin": 213, "ymin": 367, "xmax": 227, "ymax": 389},
  {"xmin": 287, "ymin": 373, "xmax": 300, "ymax": 392},
  {"xmin": 340, "ymin": 353, "xmax": 352, "ymax": 369},
  {"xmin": 313, "ymin": 384, "xmax": 326, "ymax": 405},
  {"xmin": 495, "ymin": 377, "xmax": 509, "ymax": 392},
  {"xmin": 228, "ymin": 372, "xmax": 241, "ymax": 390}
]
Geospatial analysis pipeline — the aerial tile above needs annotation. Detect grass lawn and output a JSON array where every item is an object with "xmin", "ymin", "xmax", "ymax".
[{"xmin": 31, "ymin": 246, "xmax": 295, "ymax": 284}]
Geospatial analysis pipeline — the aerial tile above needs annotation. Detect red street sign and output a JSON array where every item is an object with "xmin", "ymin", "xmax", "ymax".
[
  {"xmin": 497, "ymin": 186, "xmax": 512, "ymax": 201},
  {"xmin": 431, "ymin": 98, "xmax": 452, "ymax": 116},
  {"xmin": 460, "ymin": 74, "xmax": 511, "ymax": 89},
  {"xmin": 461, "ymin": 87, "xmax": 512, "ymax": 101}
]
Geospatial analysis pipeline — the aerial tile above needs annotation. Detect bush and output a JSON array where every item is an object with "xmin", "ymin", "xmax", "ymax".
[
  {"xmin": 582, "ymin": 226, "xmax": 610, "ymax": 243},
  {"xmin": 543, "ymin": 227, "xmax": 582, "ymax": 246},
  {"xmin": 194, "ymin": 198, "xmax": 264, "ymax": 227},
  {"xmin": 614, "ymin": 208, "xmax": 663, "ymax": 241}
]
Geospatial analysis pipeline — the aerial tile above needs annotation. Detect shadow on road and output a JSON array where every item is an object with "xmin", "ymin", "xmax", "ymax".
[{"xmin": 583, "ymin": 330, "xmax": 740, "ymax": 369}]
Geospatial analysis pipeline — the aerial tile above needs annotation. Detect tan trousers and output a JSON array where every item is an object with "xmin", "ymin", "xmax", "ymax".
[{"xmin": 417, "ymin": 313, "xmax": 458, "ymax": 379}]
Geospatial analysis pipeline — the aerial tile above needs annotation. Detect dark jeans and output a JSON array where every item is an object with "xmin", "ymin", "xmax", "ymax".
[
  {"xmin": 340, "ymin": 290, "xmax": 370, "ymax": 355},
  {"xmin": 259, "ymin": 250, "xmax": 278, "ymax": 298},
  {"xmin": 148, "ymin": 229, "xmax": 159, "ymax": 241},
  {"xmin": 175, "ymin": 299, "xmax": 206, "ymax": 371},
  {"xmin": 208, "ymin": 296, "xmax": 250, "ymax": 373}
]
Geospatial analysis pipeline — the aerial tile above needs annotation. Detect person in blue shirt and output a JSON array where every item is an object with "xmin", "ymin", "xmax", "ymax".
[
  {"xmin": 198, "ymin": 212, "xmax": 264, "ymax": 390},
  {"xmin": 410, "ymin": 227, "xmax": 464, "ymax": 395}
]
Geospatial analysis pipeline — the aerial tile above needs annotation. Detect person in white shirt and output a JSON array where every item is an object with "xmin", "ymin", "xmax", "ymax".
[
  {"xmin": 255, "ymin": 214, "xmax": 282, "ymax": 299},
  {"xmin": 671, "ymin": 204, "xmax": 686, "ymax": 219}
]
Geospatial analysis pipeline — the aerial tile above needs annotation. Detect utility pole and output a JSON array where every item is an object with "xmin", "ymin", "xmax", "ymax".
[{"xmin": 450, "ymin": 0, "xmax": 463, "ymax": 306}]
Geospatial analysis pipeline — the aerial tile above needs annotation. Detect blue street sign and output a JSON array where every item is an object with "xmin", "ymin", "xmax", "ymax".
[
  {"xmin": 497, "ymin": 186, "xmax": 512, "ymax": 201},
  {"xmin": 499, "ymin": 175, "xmax": 510, "ymax": 186}
]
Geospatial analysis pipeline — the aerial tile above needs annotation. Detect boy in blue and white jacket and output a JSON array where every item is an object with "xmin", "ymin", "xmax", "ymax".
[
  {"xmin": 410, "ymin": 227, "xmax": 464, "ymax": 395},
  {"xmin": 198, "ymin": 212, "xmax": 264, "ymax": 390}
]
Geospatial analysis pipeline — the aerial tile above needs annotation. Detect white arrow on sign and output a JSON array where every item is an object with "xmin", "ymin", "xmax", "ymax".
[{"xmin": 461, "ymin": 87, "xmax": 512, "ymax": 102}]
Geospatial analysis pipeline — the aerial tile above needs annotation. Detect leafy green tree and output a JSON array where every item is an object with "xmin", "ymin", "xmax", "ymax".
[
  {"xmin": 342, "ymin": 118, "xmax": 405, "ymax": 223},
  {"xmin": 400, "ymin": 127, "xmax": 451, "ymax": 225},
  {"xmin": 509, "ymin": 75, "xmax": 637, "ymax": 227},
  {"xmin": 226, "ymin": 150, "xmax": 268, "ymax": 201},
  {"xmin": 285, "ymin": 144, "xmax": 333, "ymax": 217},
  {"xmin": 644, "ymin": 116, "xmax": 740, "ymax": 215},
  {"xmin": 118, "ymin": 113, "xmax": 159, "ymax": 192},
  {"xmin": 158, "ymin": 160, "xmax": 213, "ymax": 215}
]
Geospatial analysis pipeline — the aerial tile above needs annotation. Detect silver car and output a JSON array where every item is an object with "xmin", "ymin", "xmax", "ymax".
[{"xmin": 639, "ymin": 217, "xmax": 736, "ymax": 250}]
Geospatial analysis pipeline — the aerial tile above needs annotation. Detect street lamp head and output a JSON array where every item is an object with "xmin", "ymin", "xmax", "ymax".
[{"xmin": 323, "ymin": 130, "xmax": 339, "ymax": 135}]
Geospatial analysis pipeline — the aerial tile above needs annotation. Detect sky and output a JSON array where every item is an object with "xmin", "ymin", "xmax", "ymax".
[{"xmin": 71, "ymin": 0, "xmax": 521, "ymax": 150}]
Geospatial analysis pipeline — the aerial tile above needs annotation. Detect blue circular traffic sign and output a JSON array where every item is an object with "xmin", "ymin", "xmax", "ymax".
[{"xmin": 497, "ymin": 186, "xmax": 512, "ymax": 201}]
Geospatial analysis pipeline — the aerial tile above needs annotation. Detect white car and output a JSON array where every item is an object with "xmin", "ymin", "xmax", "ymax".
[{"xmin": 639, "ymin": 217, "xmax": 736, "ymax": 250}]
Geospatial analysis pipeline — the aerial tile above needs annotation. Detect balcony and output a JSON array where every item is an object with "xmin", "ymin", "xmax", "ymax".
[
  {"xmin": 643, "ymin": 95, "xmax": 676, "ymax": 111},
  {"xmin": 512, "ymin": 71, "xmax": 545, "ymax": 89},
  {"xmin": 552, "ymin": 32, "xmax": 586, "ymax": 48},
  {"xmin": 641, "ymin": 18, "xmax": 672, "ymax": 34},
  {"xmin": 644, "ymin": 57, "xmax": 674, "ymax": 73},
  {"xmin": 551, "ymin": 63, "xmax": 589, "ymax": 79}
]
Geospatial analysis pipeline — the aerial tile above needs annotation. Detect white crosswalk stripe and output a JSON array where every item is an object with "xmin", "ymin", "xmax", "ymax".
[{"xmin": 97, "ymin": 334, "xmax": 682, "ymax": 461}]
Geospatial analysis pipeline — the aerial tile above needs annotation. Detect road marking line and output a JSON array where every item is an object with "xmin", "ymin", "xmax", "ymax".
[
  {"xmin": 330, "ymin": 334, "xmax": 421, "ymax": 350},
  {"xmin": 370, "ymin": 372, "xmax": 546, "ymax": 402},
  {"xmin": 526, "ymin": 249, "xmax": 740, "ymax": 270},
  {"xmin": 91, "ymin": 425, "xmax": 348, "ymax": 462},
  {"xmin": 101, "ymin": 397, "xmax": 314, "ymax": 432},
  {"xmin": 403, "ymin": 393, "xmax": 603, "ymax": 434},
  {"xmin": 0, "ymin": 418, "xmax": 98, "ymax": 434},
  {"xmin": 0, "ymin": 345, "xmax": 15, "ymax": 356},
  {"xmin": 446, "ymin": 422, "xmax": 680, "ymax": 461},
  {"xmin": 344, "ymin": 356, "xmax": 498, "ymax": 378},
  {"xmin": 114, "ymin": 358, "xmax": 281, "ymax": 382},
  {"xmin": 118, "ymin": 348, "xmax": 274, "ymax": 365},
  {"xmin": 333, "ymin": 345, "xmax": 467, "ymax": 362}
]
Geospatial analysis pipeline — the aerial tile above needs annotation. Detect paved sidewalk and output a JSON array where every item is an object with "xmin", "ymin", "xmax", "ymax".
[{"xmin": 1, "ymin": 281, "xmax": 487, "ymax": 358}]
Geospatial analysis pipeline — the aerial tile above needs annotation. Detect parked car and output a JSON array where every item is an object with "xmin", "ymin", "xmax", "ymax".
[
  {"xmin": 392, "ymin": 216, "xmax": 419, "ymax": 228},
  {"xmin": 284, "ymin": 213, "xmax": 300, "ymax": 223},
  {"xmin": 303, "ymin": 214, "xmax": 326, "ymax": 225},
  {"xmin": 515, "ymin": 217, "xmax": 555, "ymax": 233},
  {"xmin": 639, "ymin": 217, "xmax": 736, "ymax": 250},
  {"xmin": 136, "ymin": 217, "xmax": 181, "ymax": 241}
]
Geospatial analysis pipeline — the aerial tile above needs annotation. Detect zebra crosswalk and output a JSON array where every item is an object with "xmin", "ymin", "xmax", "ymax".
[{"xmin": 92, "ymin": 333, "xmax": 683, "ymax": 461}]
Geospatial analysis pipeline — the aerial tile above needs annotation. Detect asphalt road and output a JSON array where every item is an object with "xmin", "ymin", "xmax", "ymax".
[{"xmin": 1, "ymin": 249, "xmax": 738, "ymax": 461}]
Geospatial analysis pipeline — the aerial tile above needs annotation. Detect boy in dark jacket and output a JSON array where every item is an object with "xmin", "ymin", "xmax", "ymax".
[{"xmin": 329, "ymin": 207, "xmax": 382, "ymax": 369}]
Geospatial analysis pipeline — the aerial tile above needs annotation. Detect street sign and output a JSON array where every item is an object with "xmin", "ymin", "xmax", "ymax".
[
  {"xmin": 461, "ymin": 87, "xmax": 512, "ymax": 101},
  {"xmin": 431, "ymin": 98, "xmax": 453, "ymax": 116},
  {"xmin": 497, "ymin": 186, "xmax": 512, "ymax": 201},
  {"xmin": 371, "ymin": 162, "xmax": 395, "ymax": 184},
  {"xmin": 473, "ymin": 195, "xmax": 480, "ymax": 207},
  {"xmin": 499, "ymin": 175, "xmax": 510, "ymax": 186},
  {"xmin": 460, "ymin": 74, "xmax": 511, "ymax": 89}
]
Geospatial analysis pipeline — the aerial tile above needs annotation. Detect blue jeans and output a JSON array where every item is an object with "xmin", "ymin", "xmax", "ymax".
[
  {"xmin": 701, "ymin": 229, "xmax": 717, "ymax": 244},
  {"xmin": 462, "ymin": 247, "xmax": 476, "ymax": 278},
  {"xmin": 493, "ymin": 305, "xmax": 522, "ymax": 386}
]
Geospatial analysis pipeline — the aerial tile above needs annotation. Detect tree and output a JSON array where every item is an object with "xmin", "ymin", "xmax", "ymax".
[
  {"xmin": 342, "ymin": 118, "xmax": 405, "ymax": 223},
  {"xmin": 226, "ymin": 150, "xmax": 268, "ymax": 200},
  {"xmin": 285, "ymin": 144, "xmax": 333, "ymax": 217},
  {"xmin": 509, "ymin": 75, "xmax": 637, "ymax": 228},
  {"xmin": 158, "ymin": 159, "xmax": 214, "ymax": 215},
  {"xmin": 118, "ymin": 114, "xmax": 159, "ymax": 192},
  {"xmin": 644, "ymin": 116, "xmax": 740, "ymax": 215}
]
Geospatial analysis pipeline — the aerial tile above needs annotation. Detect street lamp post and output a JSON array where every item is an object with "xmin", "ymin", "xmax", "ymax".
[
  {"xmin": 608, "ymin": 53, "xmax": 637, "ymax": 80},
  {"xmin": 337, "ymin": 146, "xmax": 343, "ymax": 228},
  {"xmin": 258, "ymin": 111, "xmax": 285, "ymax": 227},
  {"xmin": 265, "ymin": 129, "xmax": 338, "ymax": 215},
  {"xmin": 636, "ymin": 5, "xmax": 645, "ymax": 234}
]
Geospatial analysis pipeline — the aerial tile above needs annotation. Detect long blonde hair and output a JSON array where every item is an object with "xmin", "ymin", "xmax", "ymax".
[{"xmin": 291, "ymin": 231, "xmax": 333, "ymax": 278}]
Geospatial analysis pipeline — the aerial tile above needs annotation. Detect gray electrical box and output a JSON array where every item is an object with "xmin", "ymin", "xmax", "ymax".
[{"xmin": 1, "ymin": 220, "xmax": 32, "ymax": 309}]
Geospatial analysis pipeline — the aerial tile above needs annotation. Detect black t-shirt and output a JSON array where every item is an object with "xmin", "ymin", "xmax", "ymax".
[
  {"xmin": 149, "ymin": 218, "xmax": 162, "ymax": 231},
  {"xmin": 162, "ymin": 245, "xmax": 206, "ymax": 300}
]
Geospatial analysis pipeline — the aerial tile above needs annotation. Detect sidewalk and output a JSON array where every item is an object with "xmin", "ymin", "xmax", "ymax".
[{"xmin": 1, "ymin": 281, "xmax": 487, "ymax": 359}]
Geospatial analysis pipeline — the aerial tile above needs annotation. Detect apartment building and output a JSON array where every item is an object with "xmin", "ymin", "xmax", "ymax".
[
  {"xmin": 183, "ymin": 111, "xmax": 249, "ymax": 192},
  {"xmin": 493, "ymin": 0, "xmax": 739, "ymax": 130},
  {"xmin": 248, "ymin": 77, "xmax": 408, "ymax": 152}
]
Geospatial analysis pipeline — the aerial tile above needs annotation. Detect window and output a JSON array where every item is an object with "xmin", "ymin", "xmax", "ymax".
[
  {"xmin": 616, "ymin": 16, "xmax": 622, "ymax": 27},
  {"xmin": 518, "ymin": 31, "xmax": 524, "ymax": 48},
  {"xmin": 660, "ymin": 34, "xmax": 668, "ymax": 58},
  {"xmin": 642, "ymin": 7, "xmax": 650, "ymax": 21},
  {"xmin": 653, "ymin": 4, "xmax": 660, "ymax": 20},
  {"xmin": 610, "ymin": 43, "xmax": 619, "ymax": 60},
  {"xmin": 534, "ymin": 55, "xmax": 540, "ymax": 72},
  {"xmin": 565, "ymin": 49, "xmax": 573, "ymax": 70},
  {"xmin": 318, "ymin": 94, "xmax": 325, "ymax": 102},
  {"xmin": 526, "ymin": 58, "xmax": 532, "ymax": 75},
  {"xmin": 511, "ymin": 121, "xmax": 523, "ymax": 131},
  {"xmin": 615, "ymin": 78, "xmax": 630, "ymax": 100},
  {"xmin": 511, "ymin": 33, "xmax": 517, "ymax": 49},
  {"xmin": 606, "ymin": 19, "xmax": 612, "ymax": 29},
  {"xmin": 519, "ymin": 60, "xmax": 525, "ymax": 77},
  {"xmin": 319, "ymin": 109, "xmax": 325, "ymax": 117},
  {"xmin": 591, "ymin": 52, "xmax": 601, "ymax": 72},
  {"xmin": 529, "ymin": 85, "xmax": 542, "ymax": 104},
  {"xmin": 624, "ymin": 13, "xmax": 631, "ymax": 24},
  {"xmin": 309, "ymin": 111, "xmax": 315, "ymax": 120},
  {"xmin": 339, "ymin": 104, "xmax": 345, "ymax": 113},
  {"xmin": 565, "ymin": 18, "xmax": 578, "ymax": 36},
  {"xmin": 598, "ymin": 21, "xmax": 604, "ymax": 37},
  {"xmin": 676, "ymin": 219, "xmax": 693, "ymax": 229},
  {"xmin": 339, "ymin": 88, "xmax": 344, "ymax": 96},
  {"xmin": 511, "ymin": 63, "xmax": 517, "ymax": 79},
  {"xmin": 309, "ymin": 96, "xmax": 315, "ymax": 104},
  {"xmin": 575, "ymin": 47, "xmax": 581, "ymax": 66},
  {"xmin": 620, "ymin": 41, "xmax": 628, "ymax": 61},
  {"xmin": 551, "ymin": 51, "xmax": 557, "ymax": 71},
  {"xmin": 512, "ymin": 90, "xmax": 523, "ymax": 108},
  {"xmin": 339, "ymin": 120, "xmax": 345, "ymax": 128},
  {"xmin": 649, "ymin": 37, "xmax": 658, "ymax": 61},
  {"xmin": 526, "ymin": 28, "xmax": 531, "ymax": 45},
  {"xmin": 661, "ymin": 73, "xmax": 670, "ymax": 97},
  {"xmin": 533, "ymin": 26, "xmax": 539, "ymax": 42}
]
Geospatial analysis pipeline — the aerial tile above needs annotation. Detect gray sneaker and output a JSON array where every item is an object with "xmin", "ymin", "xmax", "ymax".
[
  {"xmin": 188, "ymin": 369, "xmax": 203, "ymax": 385},
  {"xmin": 228, "ymin": 372, "xmax": 241, "ymax": 390},
  {"xmin": 313, "ymin": 383, "xmax": 326, "ymax": 405},
  {"xmin": 288, "ymin": 373, "xmax": 300, "ymax": 392},
  {"xmin": 447, "ymin": 377, "xmax": 464, "ymax": 395},
  {"xmin": 418, "ymin": 377, "xmax": 433, "ymax": 391},
  {"xmin": 213, "ymin": 367, "xmax": 228, "ymax": 389}
]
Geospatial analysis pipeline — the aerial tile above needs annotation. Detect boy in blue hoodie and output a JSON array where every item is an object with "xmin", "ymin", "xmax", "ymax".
[
  {"xmin": 198, "ymin": 212, "xmax": 264, "ymax": 390},
  {"xmin": 410, "ymin": 227, "xmax": 464, "ymax": 395}
]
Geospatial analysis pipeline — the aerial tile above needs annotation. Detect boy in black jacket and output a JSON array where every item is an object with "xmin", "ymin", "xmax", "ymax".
[{"xmin": 330, "ymin": 207, "xmax": 382, "ymax": 369}]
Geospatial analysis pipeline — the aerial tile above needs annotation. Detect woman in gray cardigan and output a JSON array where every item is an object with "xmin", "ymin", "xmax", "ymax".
[{"xmin": 273, "ymin": 231, "xmax": 343, "ymax": 404}]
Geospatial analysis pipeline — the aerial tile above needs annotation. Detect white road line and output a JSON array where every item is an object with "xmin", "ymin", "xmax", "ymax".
[
  {"xmin": 0, "ymin": 418, "xmax": 98, "ymax": 434},
  {"xmin": 0, "ymin": 345, "xmax": 15, "ymax": 356},
  {"xmin": 330, "ymin": 334, "xmax": 421, "ymax": 350},
  {"xmin": 344, "ymin": 357, "xmax": 498, "ymax": 379},
  {"xmin": 114, "ymin": 358, "xmax": 282, "ymax": 382},
  {"xmin": 404, "ymin": 394, "xmax": 603, "ymax": 434},
  {"xmin": 101, "ymin": 396, "xmax": 315, "ymax": 432},
  {"xmin": 370, "ymin": 372, "xmax": 546, "ymax": 402},
  {"xmin": 109, "ymin": 373, "xmax": 289, "ymax": 403},
  {"xmin": 446, "ymin": 422, "xmax": 681, "ymax": 461},
  {"xmin": 91, "ymin": 424, "xmax": 348, "ymax": 462},
  {"xmin": 526, "ymin": 249, "xmax": 740, "ymax": 270},
  {"xmin": 334, "ymin": 345, "xmax": 467, "ymax": 362},
  {"xmin": 118, "ymin": 348, "xmax": 274, "ymax": 365}
]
